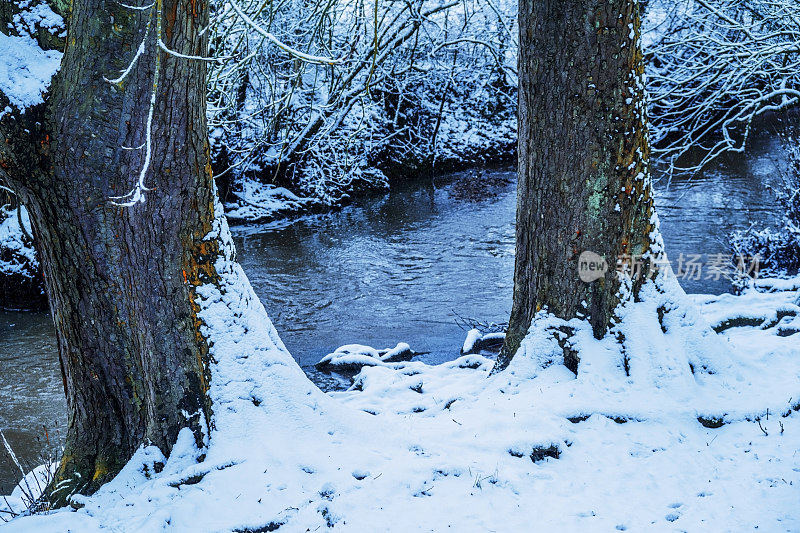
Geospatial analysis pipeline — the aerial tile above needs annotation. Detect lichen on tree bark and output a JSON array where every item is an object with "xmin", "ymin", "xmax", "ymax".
[
  {"xmin": 1, "ymin": 0, "xmax": 221, "ymax": 505},
  {"xmin": 496, "ymin": 0, "xmax": 656, "ymax": 372}
]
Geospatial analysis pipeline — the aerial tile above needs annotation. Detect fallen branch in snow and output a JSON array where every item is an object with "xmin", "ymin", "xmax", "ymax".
[{"xmin": 452, "ymin": 310, "xmax": 508, "ymax": 334}]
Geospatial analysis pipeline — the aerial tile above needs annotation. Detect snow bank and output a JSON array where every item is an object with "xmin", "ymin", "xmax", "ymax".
[{"xmin": 3, "ymin": 217, "xmax": 800, "ymax": 530}]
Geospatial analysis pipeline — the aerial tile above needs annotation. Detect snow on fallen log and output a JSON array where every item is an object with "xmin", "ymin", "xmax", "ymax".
[
  {"xmin": 315, "ymin": 342, "xmax": 421, "ymax": 372},
  {"xmin": 223, "ymin": 179, "xmax": 318, "ymax": 223},
  {"xmin": 692, "ymin": 290, "xmax": 800, "ymax": 334},
  {"xmin": 754, "ymin": 275, "xmax": 800, "ymax": 293}
]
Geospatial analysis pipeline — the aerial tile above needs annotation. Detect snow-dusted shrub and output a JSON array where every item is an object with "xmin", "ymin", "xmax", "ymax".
[
  {"xmin": 647, "ymin": 0, "xmax": 800, "ymax": 171},
  {"xmin": 730, "ymin": 138, "xmax": 800, "ymax": 278},
  {"xmin": 212, "ymin": 0, "xmax": 800, "ymax": 219},
  {"xmin": 207, "ymin": 0, "xmax": 517, "ymax": 219},
  {"xmin": 0, "ymin": 429, "xmax": 58, "ymax": 519},
  {"xmin": 731, "ymin": 226, "xmax": 800, "ymax": 279},
  {"xmin": 0, "ymin": 204, "xmax": 45, "ymax": 310}
]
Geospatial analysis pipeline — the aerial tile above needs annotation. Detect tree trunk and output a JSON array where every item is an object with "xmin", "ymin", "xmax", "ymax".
[
  {"xmin": 496, "ymin": 0, "xmax": 656, "ymax": 372},
  {"xmin": 2, "ymin": 0, "xmax": 216, "ymax": 503}
]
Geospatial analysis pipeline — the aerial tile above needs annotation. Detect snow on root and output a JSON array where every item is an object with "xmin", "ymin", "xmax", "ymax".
[{"xmin": 497, "ymin": 272, "xmax": 800, "ymax": 424}]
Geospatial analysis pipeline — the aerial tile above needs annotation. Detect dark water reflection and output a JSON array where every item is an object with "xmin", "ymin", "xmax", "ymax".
[
  {"xmin": 0, "ymin": 134, "xmax": 787, "ymax": 491},
  {"xmin": 0, "ymin": 311, "xmax": 65, "ymax": 493},
  {"xmin": 654, "ymin": 133, "xmax": 786, "ymax": 293},
  {"xmin": 234, "ymin": 171, "xmax": 517, "ymax": 373}
]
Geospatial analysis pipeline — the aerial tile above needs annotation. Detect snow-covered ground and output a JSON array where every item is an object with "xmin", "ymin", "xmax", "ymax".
[{"xmin": 3, "ymin": 202, "xmax": 800, "ymax": 532}]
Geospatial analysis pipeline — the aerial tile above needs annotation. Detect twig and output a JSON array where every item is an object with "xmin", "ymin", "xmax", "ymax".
[{"xmin": 757, "ymin": 418, "xmax": 769, "ymax": 436}]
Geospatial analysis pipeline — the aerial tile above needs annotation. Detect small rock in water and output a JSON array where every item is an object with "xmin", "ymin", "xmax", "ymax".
[
  {"xmin": 461, "ymin": 329, "xmax": 505, "ymax": 355},
  {"xmin": 379, "ymin": 342, "xmax": 415, "ymax": 363},
  {"xmin": 315, "ymin": 342, "xmax": 422, "ymax": 372}
]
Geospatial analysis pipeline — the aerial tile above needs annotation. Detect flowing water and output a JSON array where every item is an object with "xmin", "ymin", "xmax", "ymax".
[{"xmin": 0, "ymin": 133, "xmax": 788, "ymax": 492}]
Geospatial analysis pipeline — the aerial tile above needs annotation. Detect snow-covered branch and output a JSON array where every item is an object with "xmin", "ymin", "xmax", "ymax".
[
  {"xmin": 207, "ymin": 0, "xmax": 517, "ymax": 207},
  {"xmin": 647, "ymin": 0, "xmax": 800, "ymax": 173}
]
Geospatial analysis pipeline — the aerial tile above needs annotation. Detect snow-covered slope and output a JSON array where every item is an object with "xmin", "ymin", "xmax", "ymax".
[
  {"xmin": 3, "ymin": 195, "xmax": 800, "ymax": 531},
  {"xmin": 0, "ymin": 205, "xmax": 45, "ymax": 309}
]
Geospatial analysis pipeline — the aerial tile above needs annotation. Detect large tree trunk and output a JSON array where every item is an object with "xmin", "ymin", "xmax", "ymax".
[
  {"xmin": 496, "ymin": 0, "xmax": 656, "ymax": 372},
  {"xmin": 2, "ymin": 0, "xmax": 216, "ymax": 503}
]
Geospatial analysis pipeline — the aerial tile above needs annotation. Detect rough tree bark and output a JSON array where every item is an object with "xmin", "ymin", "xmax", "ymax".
[
  {"xmin": 1, "ymin": 0, "xmax": 217, "ymax": 504},
  {"xmin": 495, "ymin": 0, "xmax": 656, "ymax": 372}
]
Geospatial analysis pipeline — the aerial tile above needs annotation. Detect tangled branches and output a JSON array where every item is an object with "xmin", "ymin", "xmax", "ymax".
[
  {"xmin": 648, "ymin": 0, "xmax": 800, "ymax": 173},
  {"xmin": 206, "ymin": 0, "xmax": 517, "ymax": 205}
]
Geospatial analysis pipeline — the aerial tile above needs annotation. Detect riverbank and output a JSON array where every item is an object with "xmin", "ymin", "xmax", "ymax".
[
  {"xmin": 220, "ymin": 103, "xmax": 517, "ymax": 224},
  {"xmin": 4, "ymin": 270, "xmax": 800, "ymax": 531},
  {"xmin": 214, "ymin": 0, "xmax": 681, "ymax": 225}
]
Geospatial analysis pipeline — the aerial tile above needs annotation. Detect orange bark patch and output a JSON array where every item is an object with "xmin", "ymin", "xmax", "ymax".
[
  {"xmin": 165, "ymin": 1, "xmax": 178, "ymax": 40},
  {"xmin": 183, "ymin": 225, "xmax": 220, "ymax": 400}
]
